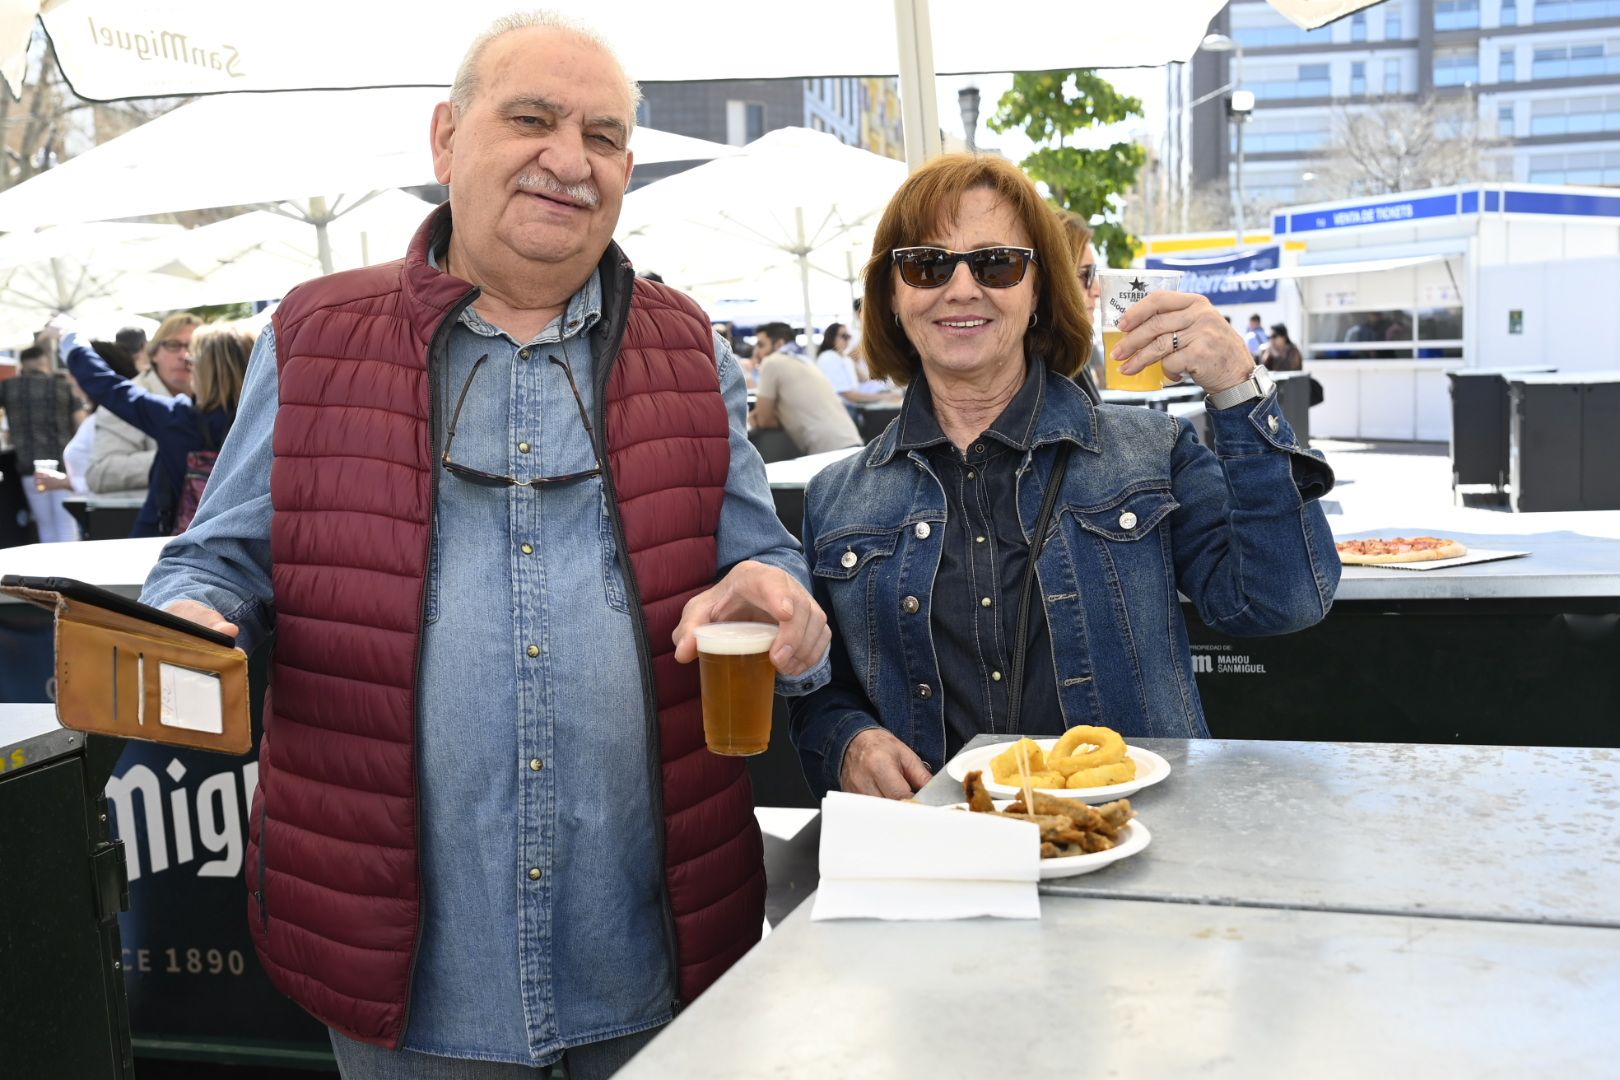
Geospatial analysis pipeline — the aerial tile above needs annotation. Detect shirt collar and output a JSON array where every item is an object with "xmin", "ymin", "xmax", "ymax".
[
  {"xmin": 426, "ymin": 232, "xmax": 603, "ymax": 346},
  {"xmin": 895, "ymin": 360, "xmax": 1045, "ymax": 453}
]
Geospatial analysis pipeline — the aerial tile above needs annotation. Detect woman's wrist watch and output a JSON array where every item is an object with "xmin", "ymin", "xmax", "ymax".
[{"xmin": 1205, "ymin": 364, "xmax": 1275, "ymax": 411}]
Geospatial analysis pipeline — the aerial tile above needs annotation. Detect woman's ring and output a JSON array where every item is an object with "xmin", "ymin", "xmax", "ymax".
[{"xmin": 1171, "ymin": 332, "xmax": 1181, "ymax": 352}]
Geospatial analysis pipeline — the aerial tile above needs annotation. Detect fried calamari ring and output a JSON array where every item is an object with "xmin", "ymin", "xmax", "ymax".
[
  {"xmin": 1048, "ymin": 725, "xmax": 1127, "ymax": 774},
  {"xmin": 1064, "ymin": 758, "xmax": 1137, "ymax": 789}
]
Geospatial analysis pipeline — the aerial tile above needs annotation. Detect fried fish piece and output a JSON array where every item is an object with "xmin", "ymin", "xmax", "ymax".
[{"xmin": 963, "ymin": 770, "xmax": 996, "ymax": 813}]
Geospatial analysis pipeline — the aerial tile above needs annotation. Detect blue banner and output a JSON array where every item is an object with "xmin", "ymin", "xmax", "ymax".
[
  {"xmin": 1145, "ymin": 246, "xmax": 1280, "ymax": 305},
  {"xmin": 1285, "ymin": 192, "xmax": 1460, "ymax": 234}
]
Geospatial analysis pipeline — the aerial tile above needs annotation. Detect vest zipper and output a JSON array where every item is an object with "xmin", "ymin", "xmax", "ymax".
[
  {"xmin": 593, "ymin": 263, "xmax": 683, "ymax": 1009},
  {"xmin": 398, "ymin": 287, "xmax": 480, "ymax": 1042}
]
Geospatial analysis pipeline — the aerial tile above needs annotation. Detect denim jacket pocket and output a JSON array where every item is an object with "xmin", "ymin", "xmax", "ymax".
[
  {"xmin": 812, "ymin": 528, "xmax": 901, "ymax": 580},
  {"xmin": 598, "ymin": 487, "xmax": 631, "ymax": 614},
  {"xmin": 1070, "ymin": 487, "xmax": 1180, "ymax": 542}
]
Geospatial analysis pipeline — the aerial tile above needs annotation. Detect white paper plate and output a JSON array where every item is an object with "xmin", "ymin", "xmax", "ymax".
[
  {"xmin": 943, "ymin": 738, "xmax": 1172, "ymax": 803},
  {"xmin": 945, "ymin": 800, "xmax": 1152, "ymax": 880}
]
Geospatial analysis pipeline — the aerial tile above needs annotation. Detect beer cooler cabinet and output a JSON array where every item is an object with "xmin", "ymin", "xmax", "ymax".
[{"xmin": 0, "ymin": 704, "xmax": 133, "ymax": 1079}]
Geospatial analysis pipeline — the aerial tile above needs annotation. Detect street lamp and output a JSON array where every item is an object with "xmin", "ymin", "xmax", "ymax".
[
  {"xmin": 1198, "ymin": 32, "xmax": 1249, "ymax": 245},
  {"xmin": 958, "ymin": 85, "xmax": 981, "ymax": 153}
]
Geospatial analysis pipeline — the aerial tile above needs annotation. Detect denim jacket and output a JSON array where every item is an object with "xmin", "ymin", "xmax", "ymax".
[{"xmin": 789, "ymin": 366, "xmax": 1340, "ymax": 797}]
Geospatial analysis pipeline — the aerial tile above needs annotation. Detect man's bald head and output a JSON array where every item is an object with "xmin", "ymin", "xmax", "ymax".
[{"xmin": 449, "ymin": 10, "xmax": 641, "ymax": 123}]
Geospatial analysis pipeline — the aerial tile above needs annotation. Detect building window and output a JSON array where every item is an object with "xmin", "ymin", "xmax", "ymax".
[
  {"xmin": 1352, "ymin": 11, "xmax": 1368, "ymax": 40},
  {"xmin": 1231, "ymin": 19, "xmax": 1325, "ymax": 48},
  {"xmin": 1434, "ymin": 0, "xmax": 1481, "ymax": 29},
  {"xmin": 1528, "ymin": 148, "xmax": 1620, "ymax": 184},
  {"xmin": 636, "ymin": 100, "xmax": 650, "ymax": 128},
  {"xmin": 1529, "ymin": 94, "xmax": 1620, "ymax": 135},
  {"xmin": 1500, "ymin": 0, "xmax": 1517, "ymax": 25},
  {"xmin": 1386, "ymin": 8, "xmax": 1403, "ymax": 38},
  {"xmin": 1498, "ymin": 103, "xmax": 1515, "ymax": 135},
  {"xmin": 1532, "ymin": 44, "xmax": 1619, "ymax": 80},
  {"xmin": 1385, "ymin": 58, "xmax": 1402, "ymax": 94},
  {"xmin": 1250, "ymin": 62, "xmax": 1333, "ymax": 101},
  {"xmin": 1499, "ymin": 47, "xmax": 1516, "ymax": 82},
  {"xmin": 1532, "ymin": 0, "xmax": 1620, "ymax": 22},
  {"xmin": 1351, "ymin": 61, "xmax": 1367, "ymax": 95},
  {"xmin": 726, "ymin": 101, "xmax": 766, "ymax": 145},
  {"xmin": 1434, "ymin": 48, "xmax": 1480, "ymax": 87}
]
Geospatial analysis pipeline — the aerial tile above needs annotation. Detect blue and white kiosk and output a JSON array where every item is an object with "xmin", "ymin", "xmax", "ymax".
[{"xmin": 1144, "ymin": 183, "xmax": 1620, "ymax": 441}]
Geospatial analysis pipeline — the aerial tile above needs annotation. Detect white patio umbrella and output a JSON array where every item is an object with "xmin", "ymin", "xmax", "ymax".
[
  {"xmin": 2, "ymin": 1, "xmax": 1387, "ymax": 164},
  {"xmin": 0, "ymin": 85, "xmax": 735, "ymax": 271},
  {"xmin": 617, "ymin": 127, "xmax": 904, "ymax": 343}
]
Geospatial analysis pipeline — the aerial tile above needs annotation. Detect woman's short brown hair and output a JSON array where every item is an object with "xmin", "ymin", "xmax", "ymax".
[
  {"xmin": 190, "ymin": 322, "xmax": 256, "ymax": 414},
  {"xmin": 861, "ymin": 154, "xmax": 1093, "ymax": 386}
]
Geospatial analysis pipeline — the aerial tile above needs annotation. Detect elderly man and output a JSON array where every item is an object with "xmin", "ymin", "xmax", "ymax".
[{"xmin": 142, "ymin": 11, "xmax": 829, "ymax": 1079}]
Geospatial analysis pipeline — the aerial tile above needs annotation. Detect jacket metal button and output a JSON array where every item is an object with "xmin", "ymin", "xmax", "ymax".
[
  {"xmin": 1268, "ymin": 414, "xmax": 1280, "ymax": 433},
  {"xmin": 528, "ymin": 867, "xmax": 542, "ymax": 881},
  {"xmin": 530, "ymin": 758, "xmax": 544, "ymax": 771},
  {"xmin": 914, "ymin": 522, "xmax": 931, "ymax": 539},
  {"xmin": 902, "ymin": 595, "xmax": 920, "ymax": 614},
  {"xmin": 916, "ymin": 683, "xmax": 933, "ymax": 699},
  {"xmin": 526, "ymin": 644, "xmax": 540, "ymax": 658},
  {"xmin": 518, "ymin": 441, "xmax": 531, "ymax": 453},
  {"xmin": 1119, "ymin": 511, "xmax": 1138, "ymax": 530},
  {"xmin": 840, "ymin": 550, "xmax": 858, "ymax": 569}
]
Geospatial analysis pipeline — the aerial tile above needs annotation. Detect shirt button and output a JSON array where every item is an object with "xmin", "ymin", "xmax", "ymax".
[
  {"xmin": 518, "ymin": 441, "xmax": 531, "ymax": 453},
  {"xmin": 991, "ymin": 671, "xmax": 1003, "ymax": 682},
  {"xmin": 1119, "ymin": 511, "xmax": 1138, "ymax": 530},
  {"xmin": 975, "ymin": 535, "xmax": 986, "ymax": 544},
  {"xmin": 526, "ymin": 644, "xmax": 540, "ymax": 658},
  {"xmin": 521, "ymin": 543, "xmax": 534, "ymax": 555},
  {"xmin": 916, "ymin": 684, "xmax": 933, "ymax": 699},
  {"xmin": 840, "ymin": 550, "xmax": 858, "ymax": 569},
  {"xmin": 1268, "ymin": 414, "xmax": 1280, "ymax": 433},
  {"xmin": 528, "ymin": 867, "xmax": 542, "ymax": 881},
  {"xmin": 980, "ymin": 596, "xmax": 993, "ymax": 608},
  {"xmin": 966, "ymin": 470, "xmax": 976, "ymax": 480},
  {"xmin": 914, "ymin": 522, "xmax": 931, "ymax": 540},
  {"xmin": 529, "ymin": 758, "xmax": 544, "ymax": 771},
  {"xmin": 518, "ymin": 348, "xmax": 531, "ymax": 360},
  {"xmin": 902, "ymin": 595, "xmax": 920, "ymax": 614}
]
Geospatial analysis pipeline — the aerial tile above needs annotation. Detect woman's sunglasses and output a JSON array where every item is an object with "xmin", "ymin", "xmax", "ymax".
[{"xmin": 891, "ymin": 246, "xmax": 1038, "ymax": 290}]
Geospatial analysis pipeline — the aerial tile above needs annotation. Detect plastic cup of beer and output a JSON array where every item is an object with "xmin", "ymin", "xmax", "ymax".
[
  {"xmin": 694, "ymin": 622, "xmax": 778, "ymax": 756},
  {"xmin": 33, "ymin": 458, "xmax": 58, "ymax": 493},
  {"xmin": 1097, "ymin": 270, "xmax": 1185, "ymax": 391}
]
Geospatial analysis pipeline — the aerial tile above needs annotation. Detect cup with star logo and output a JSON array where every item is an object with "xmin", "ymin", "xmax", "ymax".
[{"xmin": 1097, "ymin": 269, "xmax": 1185, "ymax": 391}]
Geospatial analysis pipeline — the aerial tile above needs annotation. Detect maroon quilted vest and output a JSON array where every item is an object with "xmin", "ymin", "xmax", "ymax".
[{"xmin": 245, "ymin": 207, "xmax": 764, "ymax": 1048}]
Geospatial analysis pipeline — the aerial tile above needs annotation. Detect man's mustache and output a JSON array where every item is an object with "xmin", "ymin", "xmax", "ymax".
[{"xmin": 516, "ymin": 171, "xmax": 601, "ymax": 209}]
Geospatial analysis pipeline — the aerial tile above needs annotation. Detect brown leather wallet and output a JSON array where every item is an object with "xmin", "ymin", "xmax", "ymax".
[{"xmin": 0, "ymin": 582, "xmax": 251, "ymax": 754}]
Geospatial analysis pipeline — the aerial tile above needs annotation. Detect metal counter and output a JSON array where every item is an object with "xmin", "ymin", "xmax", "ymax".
[
  {"xmin": 619, "ymin": 897, "xmax": 1620, "ymax": 1079},
  {"xmin": 918, "ymin": 737, "xmax": 1620, "ymax": 928}
]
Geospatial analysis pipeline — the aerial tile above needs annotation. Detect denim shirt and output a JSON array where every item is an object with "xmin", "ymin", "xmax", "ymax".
[
  {"xmin": 789, "ymin": 366, "xmax": 1340, "ymax": 798},
  {"xmin": 142, "ymin": 268, "xmax": 826, "ymax": 1066}
]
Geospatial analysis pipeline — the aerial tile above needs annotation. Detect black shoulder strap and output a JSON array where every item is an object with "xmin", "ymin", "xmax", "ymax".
[{"xmin": 1007, "ymin": 442, "xmax": 1074, "ymax": 733}]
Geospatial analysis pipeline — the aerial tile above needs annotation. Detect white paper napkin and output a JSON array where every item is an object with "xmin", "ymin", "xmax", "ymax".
[{"xmin": 811, "ymin": 792, "xmax": 1041, "ymax": 921}]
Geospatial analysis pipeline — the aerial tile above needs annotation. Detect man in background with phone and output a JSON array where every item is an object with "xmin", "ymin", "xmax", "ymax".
[{"xmin": 140, "ymin": 11, "xmax": 829, "ymax": 1078}]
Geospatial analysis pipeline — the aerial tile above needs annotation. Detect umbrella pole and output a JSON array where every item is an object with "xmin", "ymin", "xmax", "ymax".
[
  {"xmin": 893, "ymin": 0, "xmax": 942, "ymax": 172},
  {"xmin": 310, "ymin": 195, "xmax": 336, "ymax": 275},
  {"xmin": 797, "ymin": 208, "xmax": 815, "ymax": 355}
]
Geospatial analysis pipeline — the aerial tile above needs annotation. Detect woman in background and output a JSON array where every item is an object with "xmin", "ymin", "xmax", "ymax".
[{"xmin": 57, "ymin": 318, "xmax": 254, "ymax": 536}]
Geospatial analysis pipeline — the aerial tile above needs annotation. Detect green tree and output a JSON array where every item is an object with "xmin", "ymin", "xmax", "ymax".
[{"xmin": 989, "ymin": 71, "xmax": 1147, "ymax": 267}]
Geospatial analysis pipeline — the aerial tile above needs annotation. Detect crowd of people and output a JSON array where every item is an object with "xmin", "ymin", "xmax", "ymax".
[{"xmin": 0, "ymin": 312, "xmax": 256, "ymax": 543}]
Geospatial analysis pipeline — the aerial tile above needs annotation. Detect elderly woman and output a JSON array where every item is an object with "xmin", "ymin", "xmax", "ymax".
[{"xmin": 789, "ymin": 155, "xmax": 1340, "ymax": 799}]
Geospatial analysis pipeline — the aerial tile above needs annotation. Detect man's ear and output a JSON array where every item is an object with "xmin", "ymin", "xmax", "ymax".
[
  {"xmin": 430, "ymin": 101, "xmax": 457, "ymax": 186},
  {"xmin": 623, "ymin": 148, "xmax": 635, "ymax": 192}
]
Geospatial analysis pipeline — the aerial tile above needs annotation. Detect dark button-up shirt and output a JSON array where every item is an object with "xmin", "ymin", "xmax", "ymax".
[{"xmin": 896, "ymin": 363, "xmax": 1059, "ymax": 760}]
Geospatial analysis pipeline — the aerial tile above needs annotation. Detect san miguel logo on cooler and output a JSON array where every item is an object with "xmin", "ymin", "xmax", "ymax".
[{"xmin": 84, "ymin": 17, "xmax": 244, "ymax": 78}]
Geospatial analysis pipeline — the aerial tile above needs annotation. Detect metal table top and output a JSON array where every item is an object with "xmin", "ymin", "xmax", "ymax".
[
  {"xmin": 619, "ymin": 896, "xmax": 1620, "ymax": 1079},
  {"xmin": 919, "ymin": 737, "xmax": 1620, "ymax": 928},
  {"xmin": 0, "ymin": 535, "xmax": 168, "ymax": 604},
  {"xmin": 764, "ymin": 446, "xmax": 861, "ymax": 490},
  {"xmin": 1329, "ymin": 530, "xmax": 1620, "ymax": 600}
]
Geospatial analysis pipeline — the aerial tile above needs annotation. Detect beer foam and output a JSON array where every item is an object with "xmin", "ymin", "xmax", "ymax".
[{"xmin": 694, "ymin": 622, "xmax": 777, "ymax": 654}]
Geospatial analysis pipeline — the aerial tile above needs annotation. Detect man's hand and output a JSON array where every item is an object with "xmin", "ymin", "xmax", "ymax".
[
  {"xmin": 164, "ymin": 600, "xmax": 244, "ymax": 650},
  {"xmin": 672, "ymin": 560, "xmax": 830, "ymax": 678},
  {"xmin": 840, "ymin": 727, "xmax": 933, "ymax": 799}
]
